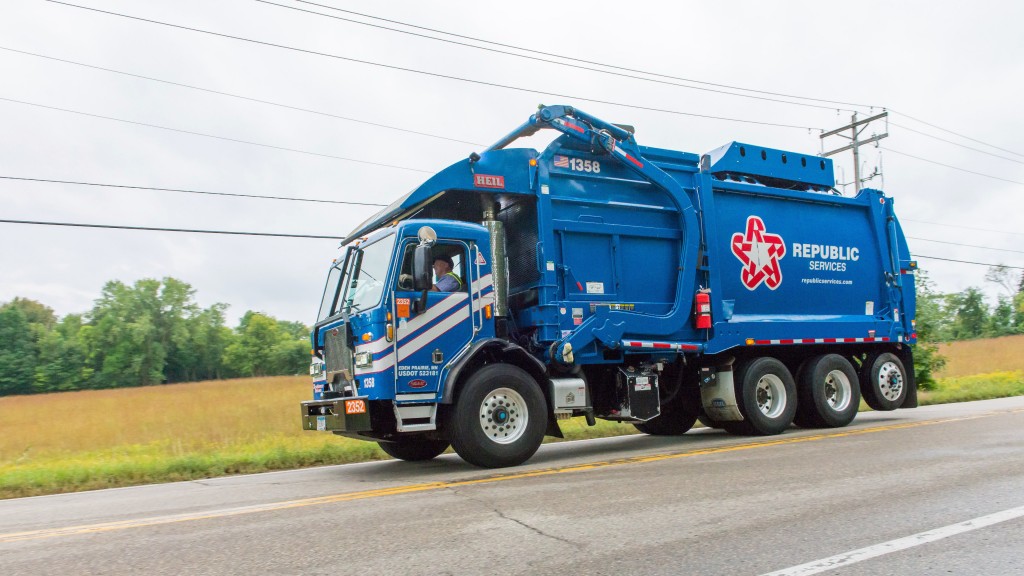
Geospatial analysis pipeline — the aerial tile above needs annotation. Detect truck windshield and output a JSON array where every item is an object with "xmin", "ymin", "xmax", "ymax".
[
  {"xmin": 338, "ymin": 234, "xmax": 396, "ymax": 315},
  {"xmin": 316, "ymin": 254, "xmax": 347, "ymax": 323}
]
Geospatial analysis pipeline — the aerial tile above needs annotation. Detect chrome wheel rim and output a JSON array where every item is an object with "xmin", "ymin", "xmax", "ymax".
[
  {"xmin": 823, "ymin": 369, "xmax": 853, "ymax": 411},
  {"xmin": 755, "ymin": 374, "xmax": 786, "ymax": 418},
  {"xmin": 876, "ymin": 361, "xmax": 904, "ymax": 401},
  {"xmin": 479, "ymin": 387, "xmax": 528, "ymax": 444}
]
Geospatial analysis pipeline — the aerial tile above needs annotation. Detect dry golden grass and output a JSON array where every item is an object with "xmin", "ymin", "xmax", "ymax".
[
  {"xmin": 0, "ymin": 376, "xmax": 317, "ymax": 462},
  {"xmin": 936, "ymin": 334, "xmax": 1024, "ymax": 378},
  {"xmin": 0, "ymin": 376, "xmax": 634, "ymax": 498}
]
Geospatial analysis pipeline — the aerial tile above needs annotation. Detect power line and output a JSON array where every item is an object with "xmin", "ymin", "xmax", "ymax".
[
  {"xmin": 283, "ymin": 0, "xmax": 876, "ymax": 110},
  {"xmin": 890, "ymin": 121, "xmax": 1024, "ymax": 166},
  {"xmin": 882, "ymin": 147, "xmax": 1024, "ymax": 187},
  {"xmin": 1, "ymin": 221, "xmax": 1018, "ymax": 268},
  {"xmin": 0, "ymin": 175, "xmax": 389, "ymax": 207},
  {"xmin": 253, "ymin": 0, "xmax": 857, "ymax": 112},
  {"xmin": 916, "ymin": 254, "xmax": 1024, "ymax": 270},
  {"xmin": 296, "ymin": 0, "xmax": 1022, "ymax": 166},
  {"xmin": 889, "ymin": 109, "xmax": 1024, "ymax": 159},
  {"xmin": 41, "ymin": 0, "xmax": 819, "ymax": 131},
  {"xmin": 0, "ymin": 218, "xmax": 345, "ymax": 239},
  {"xmin": 0, "ymin": 96, "xmax": 433, "ymax": 173},
  {"xmin": 907, "ymin": 236, "xmax": 1024, "ymax": 254},
  {"xmin": 0, "ymin": 45, "xmax": 485, "ymax": 148},
  {"xmin": 904, "ymin": 218, "xmax": 1024, "ymax": 237},
  {"xmin": 6, "ymin": 177, "xmax": 1022, "ymax": 253}
]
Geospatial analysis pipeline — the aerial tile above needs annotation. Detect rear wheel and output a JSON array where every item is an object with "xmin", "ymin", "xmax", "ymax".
[
  {"xmin": 377, "ymin": 436, "xmax": 450, "ymax": 461},
  {"xmin": 861, "ymin": 352, "xmax": 907, "ymax": 411},
  {"xmin": 795, "ymin": 354, "xmax": 860, "ymax": 428},
  {"xmin": 449, "ymin": 364, "xmax": 547, "ymax": 468},
  {"xmin": 725, "ymin": 357, "xmax": 797, "ymax": 435}
]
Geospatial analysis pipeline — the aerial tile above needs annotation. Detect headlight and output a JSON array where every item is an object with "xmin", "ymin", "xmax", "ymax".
[
  {"xmin": 354, "ymin": 351, "xmax": 373, "ymax": 368},
  {"xmin": 309, "ymin": 360, "xmax": 324, "ymax": 376}
]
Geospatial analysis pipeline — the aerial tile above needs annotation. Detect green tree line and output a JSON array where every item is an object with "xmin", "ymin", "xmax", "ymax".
[
  {"xmin": 913, "ymin": 266, "xmax": 1024, "ymax": 388},
  {"xmin": 0, "ymin": 278, "xmax": 310, "ymax": 396},
  {"xmin": 2, "ymin": 270, "xmax": 1022, "ymax": 397},
  {"xmin": 916, "ymin": 267, "xmax": 1024, "ymax": 341}
]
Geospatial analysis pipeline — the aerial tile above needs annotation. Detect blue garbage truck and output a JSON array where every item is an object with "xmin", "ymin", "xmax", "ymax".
[{"xmin": 302, "ymin": 105, "xmax": 918, "ymax": 468}]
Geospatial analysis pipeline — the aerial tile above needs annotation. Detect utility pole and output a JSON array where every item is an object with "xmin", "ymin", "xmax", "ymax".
[{"xmin": 820, "ymin": 111, "xmax": 888, "ymax": 194}]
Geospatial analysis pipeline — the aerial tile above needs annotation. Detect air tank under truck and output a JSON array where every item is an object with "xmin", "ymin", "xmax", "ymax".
[{"xmin": 302, "ymin": 105, "xmax": 918, "ymax": 468}]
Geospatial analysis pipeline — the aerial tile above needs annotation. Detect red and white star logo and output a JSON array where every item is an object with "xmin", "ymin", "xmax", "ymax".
[{"xmin": 731, "ymin": 216, "xmax": 786, "ymax": 290}]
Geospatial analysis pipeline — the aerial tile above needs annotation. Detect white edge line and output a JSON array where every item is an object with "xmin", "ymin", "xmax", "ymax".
[{"xmin": 761, "ymin": 504, "xmax": 1024, "ymax": 576}]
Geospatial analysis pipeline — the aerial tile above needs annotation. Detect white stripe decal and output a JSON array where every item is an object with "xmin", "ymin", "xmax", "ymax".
[
  {"xmin": 396, "ymin": 292, "xmax": 468, "ymax": 340},
  {"xmin": 357, "ymin": 337, "xmax": 391, "ymax": 355},
  {"xmin": 472, "ymin": 274, "xmax": 494, "ymax": 293},
  {"xmin": 760, "ymin": 504, "xmax": 1024, "ymax": 576},
  {"xmin": 355, "ymin": 276, "xmax": 494, "ymax": 376},
  {"xmin": 394, "ymin": 274, "xmax": 493, "ymax": 342},
  {"xmin": 398, "ymin": 304, "xmax": 471, "ymax": 362}
]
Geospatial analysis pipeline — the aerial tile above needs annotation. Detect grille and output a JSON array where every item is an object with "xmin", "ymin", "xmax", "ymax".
[
  {"xmin": 323, "ymin": 324, "xmax": 353, "ymax": 381},
  {"xmin": 498, "ymin": 200, "xmax": 539, "ymax": 290}
]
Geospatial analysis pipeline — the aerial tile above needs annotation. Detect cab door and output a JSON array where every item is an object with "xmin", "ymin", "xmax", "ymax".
[{"xmin": 392, "ymin": 241, "xmax": 474, "ymax": 398}]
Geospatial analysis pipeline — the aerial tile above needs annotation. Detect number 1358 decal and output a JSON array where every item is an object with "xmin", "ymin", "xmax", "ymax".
[
  {"xmin": 570, "ymin": 158, "xmax": 601, "ymax": 173},
  {"xmin": 555, "ymin": 155, "xmax": 602, "ymax": 173}
]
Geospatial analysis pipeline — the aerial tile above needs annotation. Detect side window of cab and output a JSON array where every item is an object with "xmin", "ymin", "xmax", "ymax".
[{"xmin": 395, "ymin": 242, "xmax": 467, "ymax": 292}]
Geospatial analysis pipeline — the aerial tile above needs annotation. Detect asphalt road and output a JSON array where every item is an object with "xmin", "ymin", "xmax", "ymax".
[{"xmin": 2, "ymin": 396, "xmax": 1023, "ymax": 576}]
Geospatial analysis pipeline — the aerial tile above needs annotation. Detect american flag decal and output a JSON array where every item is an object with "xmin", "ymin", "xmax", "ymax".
[{"xmin": 553, "ymin": 155, "xmax": 569, "ymax": 168}]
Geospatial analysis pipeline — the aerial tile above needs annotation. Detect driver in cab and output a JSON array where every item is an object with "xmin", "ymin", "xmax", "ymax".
[{"xmin": 431, "ymin": 255, "xmax": 463, "ymax": 292}]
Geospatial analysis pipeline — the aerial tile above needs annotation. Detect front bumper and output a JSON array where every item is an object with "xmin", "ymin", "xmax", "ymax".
[{"xmin": 301, "ymin": 397, "xmax": 372, "ymax": 432}]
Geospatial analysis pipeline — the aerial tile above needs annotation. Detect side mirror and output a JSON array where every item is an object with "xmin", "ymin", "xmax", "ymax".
[{"xmin": 413, "ymin": 245, "xmax": 433, "ymax": 291}]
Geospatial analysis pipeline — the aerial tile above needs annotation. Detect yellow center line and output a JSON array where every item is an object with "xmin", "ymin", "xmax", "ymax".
[{"xmin": 2, "ymin": 409, "xmax": 1020, "ymax": 544}]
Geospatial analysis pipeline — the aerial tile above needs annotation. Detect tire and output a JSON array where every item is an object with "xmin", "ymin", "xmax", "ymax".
[
  {"xmin": 449, "ymin": 364, "xmax": 547, "ymax": 468},
  {"xmin": 860, "ymin": 352, "xmax": 908, "ymax": 411},
  {"xmin": 633, "ymin": 407, "xmax": 698, "ymax": 435},
  {"xmin": 795, "ymin": 354, "xmax": 860, "ymax": 428},
  {"xmin": 725, "ymin": 357, "xmax": 797, "ymax": 435},
  {"xmin": 697, "ymin": 409, "xmax": 723, "ymax": 429},
  {"xmin": 377, "ymin": 436, "xmax": 450, "ymax": 461}
]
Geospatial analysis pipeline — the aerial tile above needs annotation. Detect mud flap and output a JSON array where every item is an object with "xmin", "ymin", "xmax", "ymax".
[
  {"xmin": 545, "ymin": 412, "xmax": 564, "ymax": 438},
  {"xmin": 897, "ymin": 346, "xmax": 918, "ymax": 408}
]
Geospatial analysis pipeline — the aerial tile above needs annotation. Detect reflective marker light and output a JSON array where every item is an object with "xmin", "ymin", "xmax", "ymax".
[
  {"xmin": 361, "ymin": 332, "xmax": 372, "ymax": 342},
  {"xmin": 745, "ymin": 338, "xmax": 755, "ymax": 345}
]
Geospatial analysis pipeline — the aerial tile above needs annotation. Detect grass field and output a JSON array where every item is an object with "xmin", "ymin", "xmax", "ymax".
[
  {"xmin": 935, "ymin": 334, "xmax": 1024, "ymax": 378},
  {"xmin": 0, "ymin": 377, "xmax": 635, "ymax": 499},
  {"xmin": 2, "ymin": 336, "xmax": 1022, "ymax": 499}
]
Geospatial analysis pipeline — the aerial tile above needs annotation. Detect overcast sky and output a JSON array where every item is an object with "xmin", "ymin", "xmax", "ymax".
[{"xmin": 2, "ymin": 0, "xmax": 1022, "ymax": 325}]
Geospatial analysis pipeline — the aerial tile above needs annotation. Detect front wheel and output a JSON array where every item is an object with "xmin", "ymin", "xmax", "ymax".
[
  {"xmin": 378, "ymin": 436, "xmax": 450, "ymax": 461},
  {"xmin": 449, "ymin": 364, "xmax": 547, "ymax": 468}
]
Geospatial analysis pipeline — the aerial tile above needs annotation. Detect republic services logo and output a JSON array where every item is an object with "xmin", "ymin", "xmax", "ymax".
[{"xmin": 731, "ymin": 216, "xmax": 786, "ymax": 290}]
